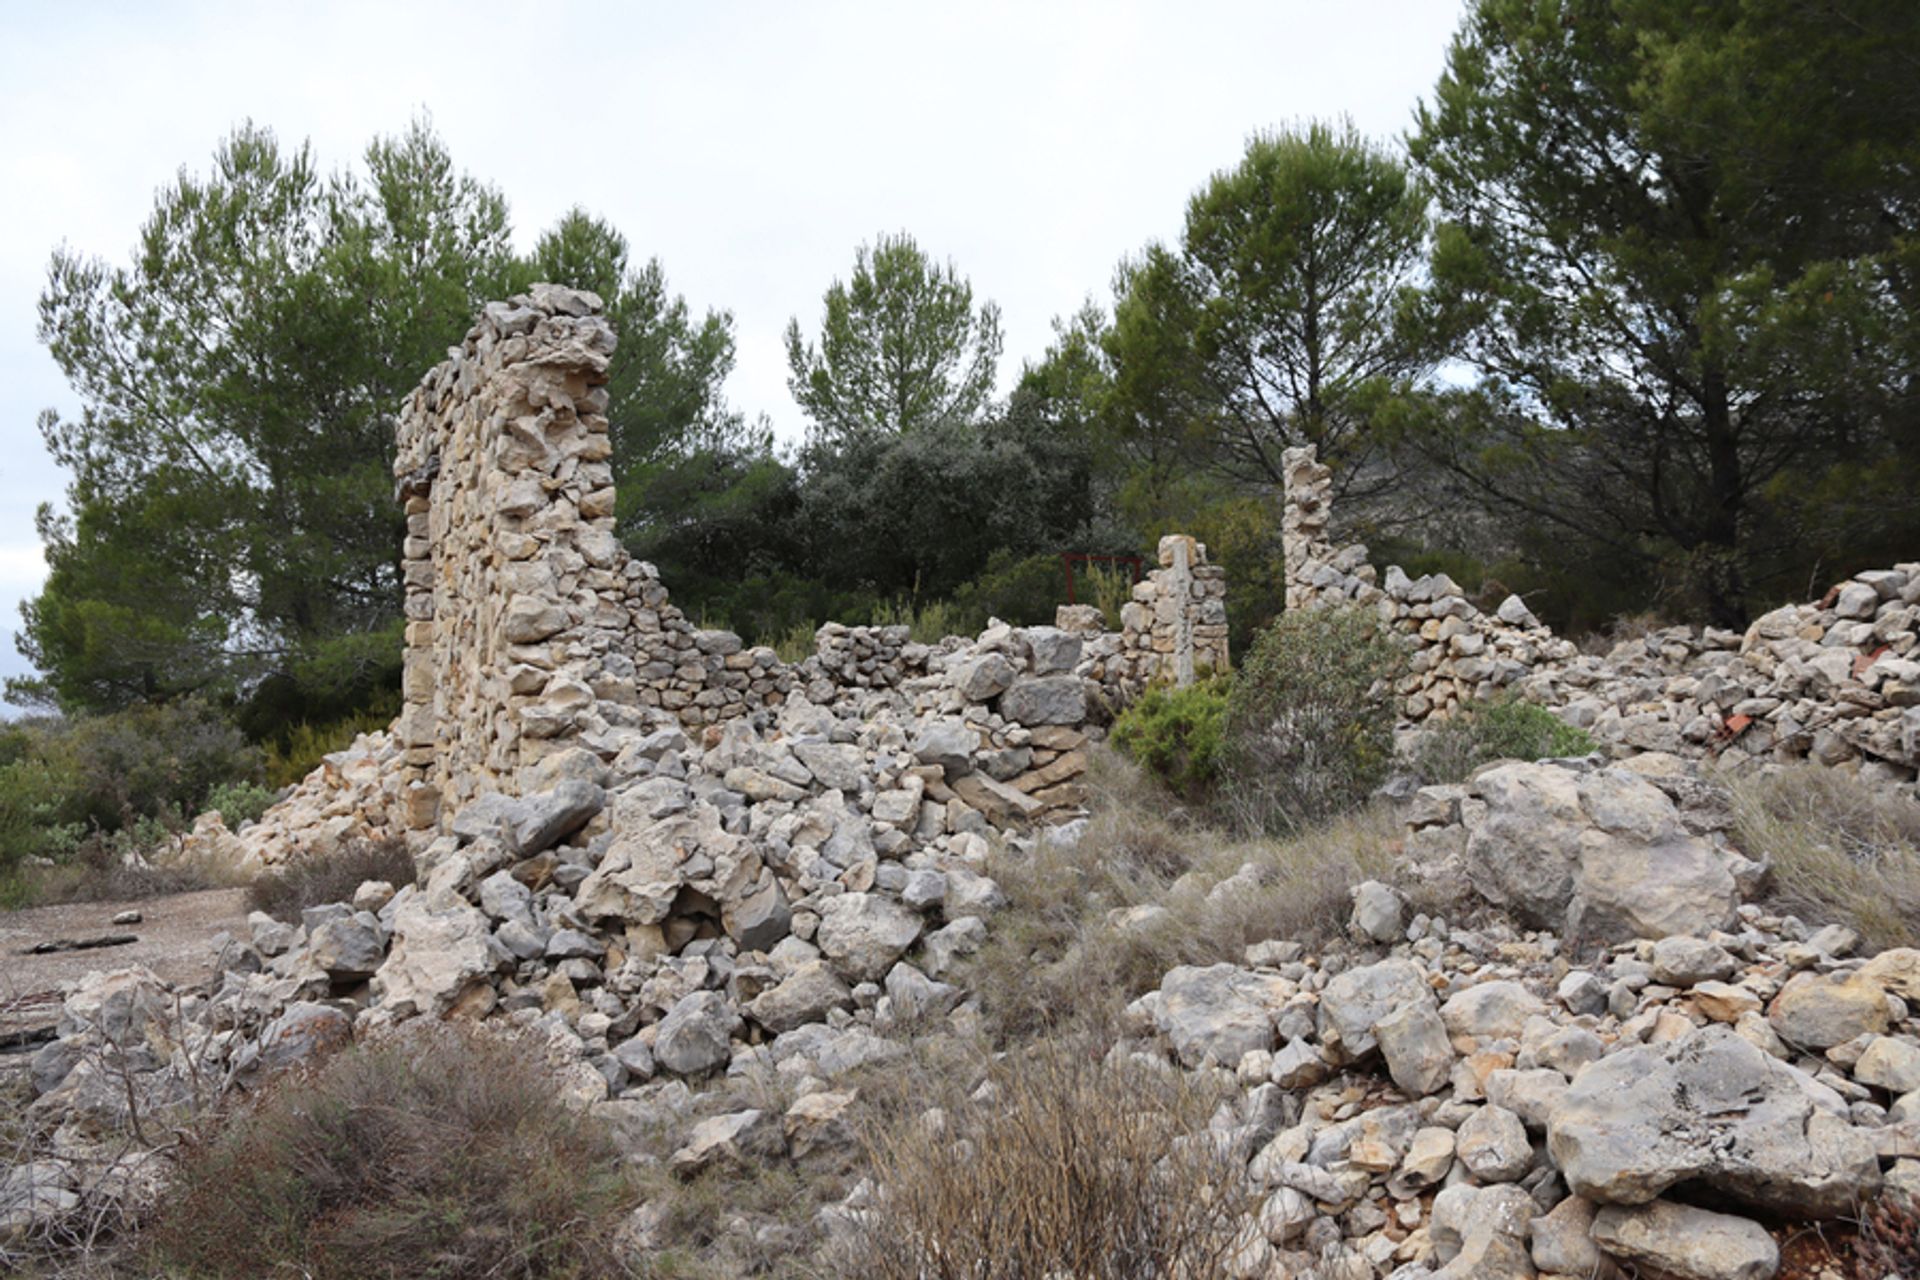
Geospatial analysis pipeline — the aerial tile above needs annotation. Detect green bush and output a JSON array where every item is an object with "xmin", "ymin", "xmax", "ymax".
[
  {"xmin": 0, "ymin": 701, "xmax": 261, "ymax": 887},
  {"xmin": 1410, "ymin": 696, "xmax": 1597, "ymax": 783},
  {"xmin": 264, "ymin": 710, "xmax": 392, "ymax": 789},
  {"xmin": 59, "ymin": 699, "xmax": 263, "ymax": 830},
  {"xmin": 204, "ymin": 779, "xmax": 280, "ymax": 827},
  {"xmin": 1223, "ymin": 606, "xmax": 1402, "ymax": 832},
  {"xmin": 1110, "ymin": 677, "xmax": 1231, "ymax": 797},
  {"xmin": 146, "ymin": 1024, "xmax": 634, "ymax": 1279}
]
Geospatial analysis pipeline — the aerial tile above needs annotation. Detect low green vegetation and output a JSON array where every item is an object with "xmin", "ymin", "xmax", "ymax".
[
  {"xmin": 1220, "ymin": 606, "xmax": 1403, "ymax": 833},
  {"xmin": 0, "ymin": 703, "xmax": 264, "ymax": 908},
  {"xmin": 1411, "ymin": 696, "xmax": 1598, "ymax": 784},
  {"xmin": 1108, "ymin": 676, "xmax": 1230, "ymax": 798}
]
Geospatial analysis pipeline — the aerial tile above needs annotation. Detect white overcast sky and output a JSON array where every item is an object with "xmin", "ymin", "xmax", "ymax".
[{"xmin": 0, "ymin": 0, "xmax": 1468, "ymax": 697}]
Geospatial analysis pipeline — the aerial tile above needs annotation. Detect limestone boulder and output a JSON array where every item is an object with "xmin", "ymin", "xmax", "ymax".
[
  {"xmin": 1152, "ymin": 964, "xmax": 1293, "ymax": 1067},
  {"xmin": 1591, "ymin": 1199, "xmax": 1778, "ymax": 1280},
  {"xmin": 998, "ymin": 675, "xmax": 1086, "ymax": 726},
  {"xmin": 574, "ymin": 805, "xmax": 759, "ymax": 925},
  {"xmin": 814, "ymin": 892, "xmax": 923, "ymax": 983},
  {"xmin": 1547, "ymin": 1025, "xmax": 1880, "ymax": 1216},
  {"xmin": 654, "ymin": 990, "xmax": 743, "ymax": 1077},
  {"xmin": 1319, "ymin": 959, "xmax": 1432, "ymax": 1059},
  {"xmin": 1465, "ymin": 761, "xmax": 1740, "ymax": 941},
  {"xmin": 371, "ymin": 893, "xmax": 502, "ymax": 1017}
]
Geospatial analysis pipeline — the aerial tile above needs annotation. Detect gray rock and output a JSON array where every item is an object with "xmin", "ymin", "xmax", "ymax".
[
  {"xmin": 669, "ymin": 1108, "xmax": 784, "ymax": 1175},
  {"xmin": 723, "ymin": 870, "xmax": 791, "ymax": 952},
  {"xmin": 1465, "ymin": 761, "xmax": 1739, "ymax": 942},
  {"xmin": 953, "ymin": 653, "xmax": 1017, "ymax": 702},
  {"xmin": 1651, "ymin": 935, "xmax": 1739, "ymax": 986},
  {"xmin": 1548, "ymin": 1024, "xmax": 1880, "ymax": 1216},
  {"xmin": 1591, "ymin": 1199, "xmax": 1779, "ymax": 1280},
  {"xmin": 921, "ymin": 916, "xmax": 987, "ymax": 977},
  {"xmin": 1428, "ymin": 1183, "xmax": 1535, "ymax": 1279},
  {"xmin": 792, "ymin": 741, "xmax": 865, "ymax": 792},
  {"xmin": 1153, "ymin": 964, "xmax": 1291, "ymax": 1067},
  {"xmin": 1349, "ymin": 880, "xmax": 1406, "ymax": 944},
  {"xmin": 815, "ymin": 893, "xmax": 924, "ymax": 983},
  {"xmin": 248, "ymin": 910, "xmax": 298, "ymax": 957},
  {"xmin": 746, "ymin": 961, "xmax": 851, "ymax": 1034},
  {"xmin": 1485, "ymin": 1067, "xmax": 1571, "ymax": 1132},
  {"xmin": 1529, "ymin": 1194, "xmax": 1604, "ymax": 1276},
  {"xmin": 1320, "ymin": 959, "xmax": 1431, "ymax": 1059},
  {"xmin": 900, "ymin": 868, "xmax": 948, "ymax": 912},
  {"xmin": 998, "ymin": 675, "xmax": 1086, "ymax": 726},
  {"xmin": 1456, "ymin": 1104, "xmax": 1532, "ymax": 1182},
  {"xmin": 1375, "ymin": 997, "xmax": 1452, "ymax": 1096},
  {"xmin": 653, "ymin": 990, "xmax": 743, "ymax": 1076},
  {"xmin": 450, "ymin": 791, "xmax": 521, "ymax": 843},
  {"xmin": 911, "ymin": 720, "xmax": 976, "ymax": 773},
  {"xmin": 612, "ymin": 1036, "xmax": 655, "ymax": 1080},
  {"xmin": 256, "ymin": 1002, "xmax": 352, "ymax": 1073},
  {"xmin": 1556, "ymin": 969, "xmax": 1607, "ymax": 1017},
  {"xmin": 308, "ymin": 915, "xmax": 385, "ymax": 980},
  {"xmin": 1856, "ymin": 1036, "xmax": 1920, "ymax": 1094},
  {"xmin": 882, "ymin": 962, "xmax": 962, "ymax": 1021},
  {"xmin": 1021, "ymin": 627, "xmax": 1083, "ymax": 676},
  {"xmin": 1768, "ymin": 969, "xmax": 1892, "ymax": 1049},
  {"xmin": 505, "ymin": 780, "xmax": 604, "ymax": 855},
  {"xmin": 544, "ymin": 928, "xmax": 602, "ymax": 960},
  {"xmin": 371, "ymin": 894, "xmax": 502, "ymax": 1017},
  {"xmin": 1440, "ymin": 981, "xmax": 1547, "ymax": 1041}
]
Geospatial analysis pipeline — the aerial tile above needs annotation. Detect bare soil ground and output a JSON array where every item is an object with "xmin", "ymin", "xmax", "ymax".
[{"xmin": 0, "ymin": 888, "xmax": 251, "ymax": 1052}]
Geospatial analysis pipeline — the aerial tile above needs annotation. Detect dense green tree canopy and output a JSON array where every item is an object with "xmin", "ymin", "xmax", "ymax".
[
  {"xmin": 1409, "ymin": 0, "xmax": 1920, "ymax": 624},
  {"xmin": 17, "ymin": 122, "xmax": 745, "ymax": 725},
  {"xmin": 784, "ymin": 232, "xmax": 1004, "ymax": 440},
  {"xmin": 1105, "ymin": 122, "xmax": 1436, "ymax": 503}
]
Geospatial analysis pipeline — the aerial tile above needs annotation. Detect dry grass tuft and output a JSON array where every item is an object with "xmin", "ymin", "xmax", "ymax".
[
  {"xmin": 246, "ymin": 835, "xmax": 415, "ymax": 922},
  {"xmin": 1726, "ymin": 763, "xmax": 1920, "ymax": 951},
  {"xmin": 967, "ymin": 749, "xmax": 1404, "ymax": 1041},
  {"xmin": 840, "ymin": 1036, "xmax": 1252, "ymax": 1280},
  {"xmin": 143, "ymin": 1021, "xmax": 634, "ymax": 1280}
]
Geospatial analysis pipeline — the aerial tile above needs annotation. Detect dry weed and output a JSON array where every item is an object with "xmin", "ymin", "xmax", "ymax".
[
  {"xmin": 841, "ymin": 1036, "xmax": 1251, "ymax": 1280},
  {"xmin": 1726, "ymin": 763, "xmax": 1920, "ymax": 951},
  {"xmin": 969, "ymin": 749, "xmax": 1403, "ymax": 1041}
]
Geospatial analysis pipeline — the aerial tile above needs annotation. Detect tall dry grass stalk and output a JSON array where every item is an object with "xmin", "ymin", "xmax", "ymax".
[
  {"xmin": 1726, "ymin": 762, "xmax": 1920, "ymax": 951},
  {"xmin": 967, "ymin": 749, "xmax": 1406, "ymax": 1041},
  {"xmin": 844, "ymin": 1038, "xmax": 1251, "ymax": 1280}
]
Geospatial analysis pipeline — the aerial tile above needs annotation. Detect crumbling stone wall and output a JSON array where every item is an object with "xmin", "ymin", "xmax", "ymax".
[
  {"xmin": 1282, "ymin": 443, "xmax": 1920, "ymax": 782},
  {"xmin": 216, "ymin": 288, "xmax": 1230, "ymax": 864}
]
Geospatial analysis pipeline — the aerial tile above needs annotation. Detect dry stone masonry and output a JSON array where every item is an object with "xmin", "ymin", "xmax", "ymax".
[
  {"xmin": 179, "ymin": 286, "xmax": 1227, "ymax": 874},
  {"xmin": 1283, "ymin": 444, "xmax": 1920, "ymax": 785},
  {"xmin": 18, "ymin": 304, "xmax": 1920, "ymax": 1277}
]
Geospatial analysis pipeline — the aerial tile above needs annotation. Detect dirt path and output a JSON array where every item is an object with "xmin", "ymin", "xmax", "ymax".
[{"xmin": 0, "ymin": 888, "xmax": 253, "ymax": 1046}]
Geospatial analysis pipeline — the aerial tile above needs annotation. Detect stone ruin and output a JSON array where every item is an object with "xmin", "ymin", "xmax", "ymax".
[
  {"xmin": 192, "ymin": 284, "xmax": 1229, "ymax": 870},
  {"xmin": 22, "ymin": 295, "xmax": 1920, "ymax": 1280},
  {"xmin": 1282, "ymin": 445, "xmax": 1920, "ymax": 786}
]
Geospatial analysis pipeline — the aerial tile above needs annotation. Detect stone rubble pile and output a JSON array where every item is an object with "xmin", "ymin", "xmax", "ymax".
[
  {"xmin": 1283, "ymin": 444, "xmax": 1920, "ymax": 786},
  {"xmin": 19, "ymin": 636, "xmax": 1119, "ymax": 1200},
  {"xmin": 1088, "ymin": 782, "xmax": 1917, "ymax": 1279}
]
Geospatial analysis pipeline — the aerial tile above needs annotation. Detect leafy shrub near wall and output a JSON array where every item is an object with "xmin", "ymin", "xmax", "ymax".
[
  {"xmin": 1223, "ymin": 606, "xmax": 1402, "ymax": 832},
  {"xmin": 1410, "ymin": 696, "xmax": 1597, "ymax": 783},
  {"xmin": 1110, "ymin": 676, "xmax": 1231, "ymax": 797}
]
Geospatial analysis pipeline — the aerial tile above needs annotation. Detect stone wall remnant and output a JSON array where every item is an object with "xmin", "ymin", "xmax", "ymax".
[
  {"xmin": 204, "ymin": 287, "xmax": 1228, "ymax": 866},
  {"xmin": 1282, "ymin": 443, "xmax": 1920, "ymax": 784}
]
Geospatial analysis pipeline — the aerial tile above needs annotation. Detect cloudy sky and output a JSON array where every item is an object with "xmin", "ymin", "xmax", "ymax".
[{"xmin": 0, "ymin": 0, "xmax": 1467, "ymax": 702}]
